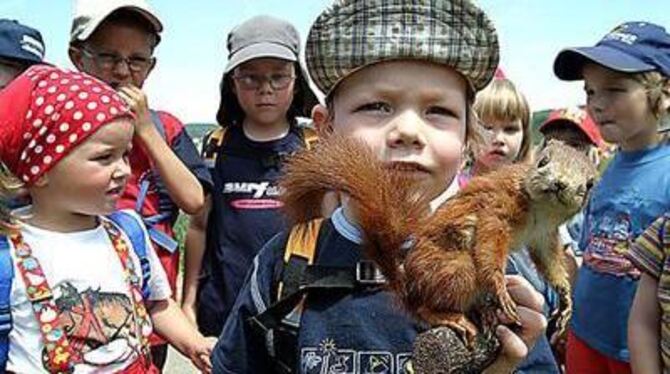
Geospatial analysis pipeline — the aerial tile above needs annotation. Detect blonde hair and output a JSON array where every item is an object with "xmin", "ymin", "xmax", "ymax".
[
  {"xmin": 473, "ymin": 78, "xmax": 532, "ymax": 162},
  {"xmin": 0, "ymin": 164, "xmax": 24, "ymax": 235}
]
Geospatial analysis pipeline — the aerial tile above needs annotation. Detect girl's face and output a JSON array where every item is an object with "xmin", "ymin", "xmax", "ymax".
[
  {"xmin": 232, "ymin": 58, "xmax": 296, "ymax": 128},
  {"xmin": 476, "ymin": 117, "xmax": 524, "ymax": 169},
  {"xmin": 31, "ymin": 119, "xmax": 133, "ymax": 228},
  {"xmin": 583, "ymin": 63, "xmax": 659, "ymax": 151},
  {"xmin": 315, "ymin": 60, "xmax": 467, "ymax": 201}
]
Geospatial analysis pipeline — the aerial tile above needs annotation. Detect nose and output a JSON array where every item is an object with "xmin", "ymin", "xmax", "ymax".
[
  {"xmin": 113, "ymin": 157, "xmax": 131, "ymax": 181},
  {"xmin": 491, "ymin": 128, "xmax": 505, "ymax": 146},
  {"xmin": 257, "ymin": 78, "xmax": 274, "ymax": 94},
  {"xmin": 552, "ymin": 180, "xmax": 567, "ymax": 192},
  {"xmin": 387, "ymin": 110, "xmax": 425, "ymax": 149},
  {"xmin": 112, "ymin": 59, "xmax": 132, "ymax": 80},
  {"xmin": 587, "ymin": 94, "xmax": 604, "ymax": 116}
]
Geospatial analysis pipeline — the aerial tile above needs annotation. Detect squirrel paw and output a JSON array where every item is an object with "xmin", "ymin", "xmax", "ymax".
[
  {"xmin": 436, "ymin": 313, "xmax": 479, "ymax": 347},
  {"xmin": 497, "ymin": 290, "xmax": 521, "ymax": 326}
]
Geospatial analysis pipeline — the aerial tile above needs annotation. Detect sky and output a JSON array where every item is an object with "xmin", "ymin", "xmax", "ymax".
[{"xmin": 2, "ymin": 0, "xmax": 670, "ymax": 124}]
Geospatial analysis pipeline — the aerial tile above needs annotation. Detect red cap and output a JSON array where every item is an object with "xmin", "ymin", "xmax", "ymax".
[{"xmin": 539, "ymin": 107, "xmax": 603, "ymax": 147}]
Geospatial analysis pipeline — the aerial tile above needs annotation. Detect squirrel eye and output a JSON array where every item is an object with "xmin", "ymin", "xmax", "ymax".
[
  {"xmin": 586, "ymin": 178, "xmax": 594, "ymax": 191},
  {"xmin": 537, "ymin": 156, "xmax": 550, "ymax": 168}
]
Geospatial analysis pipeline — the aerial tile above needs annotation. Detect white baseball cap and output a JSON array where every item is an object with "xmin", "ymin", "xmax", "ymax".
[{"xmin": 70, "ymin": 0, "xmax": 163, "ymax": 43}]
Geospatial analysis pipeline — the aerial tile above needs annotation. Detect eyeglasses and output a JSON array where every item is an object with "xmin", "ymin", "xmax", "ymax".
[
  {"xmin": 232, "ymin": 73, "xmax": 296, "ymax": 90},
  {"xmin": 80, "ymin": 48, "xmax": 153, "ymax": 73}
]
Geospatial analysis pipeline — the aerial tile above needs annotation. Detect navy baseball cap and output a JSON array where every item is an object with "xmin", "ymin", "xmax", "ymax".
[
  {"xmin": 554, "ymin": 21, "xmax": 670, "ymax": 80},
  {"xmin": 0, "ymin": 19, "xmax": 45, "ymax": 65}
]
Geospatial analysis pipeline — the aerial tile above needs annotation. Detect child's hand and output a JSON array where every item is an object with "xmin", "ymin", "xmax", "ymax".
[
  {"xmin": 116, "ymin": 85, "xmax": 153, "ymax": 138},
  {"xmin": 187, "ymin": 335, "xmax": 217, "ymax": 374},
  {"xmin": 483, "ymin": 275, "xmax": 547, "ymax": 373}
]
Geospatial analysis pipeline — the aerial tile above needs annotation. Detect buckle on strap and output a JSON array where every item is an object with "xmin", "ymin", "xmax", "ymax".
[{"xmin": 355, "ymin": 261, "xmax": 386, "ymax": 285}]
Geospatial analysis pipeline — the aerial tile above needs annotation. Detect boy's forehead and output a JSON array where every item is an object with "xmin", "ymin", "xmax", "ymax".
[
  {"xmin": 333, "ymin": 59, "xmax": 468, "ymax": 95},
  {"xmin": 86, "ymin": 20, "xmax": 155, "ymax": 51}
]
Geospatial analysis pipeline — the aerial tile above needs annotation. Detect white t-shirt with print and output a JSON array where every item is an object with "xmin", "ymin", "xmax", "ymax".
[{"xmin": 6, "ymin": 211, "xmax": 171, "ymax": 374}]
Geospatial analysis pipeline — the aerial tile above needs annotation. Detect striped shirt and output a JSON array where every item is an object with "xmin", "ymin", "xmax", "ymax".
[{"xmin": 628, "ymin": 213, "xmax": 670, "ymax": 370}]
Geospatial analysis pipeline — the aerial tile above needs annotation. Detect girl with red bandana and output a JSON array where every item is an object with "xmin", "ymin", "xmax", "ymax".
[{"xmin": 0, "ymin": 65, "xmax": 213, "ymax": 373}]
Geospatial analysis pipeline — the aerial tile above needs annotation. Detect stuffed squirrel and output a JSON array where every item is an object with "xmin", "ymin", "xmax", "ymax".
[{"xmin": 280, "ymin": 136, "xmax": 596, "ymax": 371}]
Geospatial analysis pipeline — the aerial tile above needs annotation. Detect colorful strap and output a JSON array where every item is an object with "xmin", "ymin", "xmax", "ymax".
[
  {"xmin": 101, "ymin": 220, "xmax": 153, "ymax": 367},
  {"xmin": 12, "ymin": 219, "xmax": 153, "ymax": 372},
  {"xmin": 12, "ymin": 233, "xmax": 78, "ymax": 373}
]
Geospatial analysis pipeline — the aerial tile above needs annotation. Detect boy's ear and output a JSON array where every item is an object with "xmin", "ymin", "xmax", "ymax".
[
  {"xmin": 146, "ymin": 57, "xmax": 157, "ymax": 76},
  {"xmin": 68, "ymin": 46, "xmax": 85, "ymax": 71},
  {"xmin": 312, "ymin": 104, "xmax": 333, "ymax": 136}
]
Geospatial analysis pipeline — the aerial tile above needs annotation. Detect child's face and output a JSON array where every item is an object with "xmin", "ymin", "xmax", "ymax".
[
  {"xmin": 583, "ymin": 63, "xmax": 658, "ymax": 150},
  {"xmin": 71, "ymin": 21, "xmax": 156, "ymax": 90},
  {"xmin": 32, "ymin": 119, "xmax": 133, "ymax": 220},
  {"xmin": 232, "ymin": 58, "xmax": 296, "ymax": 128},
  {"xmin": 477, "ymin": 117, "xmax": 523, "ymax": 169},
  {"xmin": 315, "ymin": 60, "xmax": 467, "ymax": 200}
]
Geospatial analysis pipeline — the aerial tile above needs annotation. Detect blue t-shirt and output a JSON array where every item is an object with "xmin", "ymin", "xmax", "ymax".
[
  {"xmin": 572, "ymin": 144, "xmax": 670, "ymax": 361},
  {"xmin": 197, "ymin": 125, "xmax": 306, "ymax": 336},
  {"xmin": 213, "ymin": 208, "xmax": 558, "ymax": 373}
]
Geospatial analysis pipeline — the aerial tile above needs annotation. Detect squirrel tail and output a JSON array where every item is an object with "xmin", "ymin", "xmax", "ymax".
[{"xmin": 280, "ymin": 135, "xmax": 428, "ymax": 286}]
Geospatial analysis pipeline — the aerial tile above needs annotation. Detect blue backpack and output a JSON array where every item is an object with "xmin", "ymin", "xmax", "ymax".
[{"xmin": 0, "ymin": 210, "xmax": 152, "ymax": 370}]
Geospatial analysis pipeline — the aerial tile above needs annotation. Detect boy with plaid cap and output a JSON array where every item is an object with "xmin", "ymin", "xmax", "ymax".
[
  {"xmin": 553, "ymin": 21, "xmax": 670, "ymax": 373},
  {"xmin": 213, "ymin": 1, "xmax": 546, "ymax": 373},
  {"xmin": 67, "ymin": 0, "xmax": 212, "ymax": 368},
  {"xmin": 0, "ymin": 19, "xmax": 44, "ymax": 90}
]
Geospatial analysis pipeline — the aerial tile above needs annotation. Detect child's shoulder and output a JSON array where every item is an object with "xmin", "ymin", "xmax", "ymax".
[{"xmin": 150, "ymin": 109, "xmax": 186, "ymax": 141}]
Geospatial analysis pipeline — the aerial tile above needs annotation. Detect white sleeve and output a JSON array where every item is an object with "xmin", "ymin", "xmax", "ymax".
[{"xmin": 144, "ymin": 234, "xmax": 172, "ymax": 301}]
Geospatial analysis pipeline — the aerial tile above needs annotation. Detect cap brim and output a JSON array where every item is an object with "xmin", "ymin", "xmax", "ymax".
[
  {"xmin": 224, "ymin": 43, "xmax": 297, "ymax": 73},
  {"xmin": 73, "ymin": 6, "xmax": 163, "ymax": 42},
  {"xmin": 554, "ymin": 45, "xmax": 655, "ymax": 80}
]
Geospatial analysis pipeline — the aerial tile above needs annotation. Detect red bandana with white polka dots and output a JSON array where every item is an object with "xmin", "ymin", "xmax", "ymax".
[{"xmin": 0, "ymin": 64, "xmax": 133, "ymax": 185}]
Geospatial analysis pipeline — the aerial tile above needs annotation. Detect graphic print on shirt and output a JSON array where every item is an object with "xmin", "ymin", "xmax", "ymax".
[
  {"xmin": 46, "ymin": 281, "xmax": 141, "ymax": 369},
  {"xmin": 301, "ymin": 339, "xmax": 413, "ymax": 374},
  {"xmin": 223, "ymin": 180, "xmax": 282, "ymax": 210},
  {"xmin": 583, "ymin": 189, "xmax": 643, "ymax": 278}
]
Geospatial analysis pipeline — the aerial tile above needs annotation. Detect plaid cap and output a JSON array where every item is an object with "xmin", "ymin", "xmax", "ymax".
[{"xmin": 306, "ymin": 0, "xmax": 499, "ymax": 96}]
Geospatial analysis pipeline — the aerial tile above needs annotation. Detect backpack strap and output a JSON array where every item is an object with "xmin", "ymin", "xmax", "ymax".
[
  {"xmin": 299, "ymin": 125, "xmax": 319, "ymax": 151},
  {"xmin": 204, "ymin": 125, "xmax": 316, "ymax": 171},
  {"xmin": 0, "ymin": 235, "xmax": 13, "ymax": 371},
  {"xmin": 132, "ymin": 110, "xmax": 179, "ymax": 254},
  {"xmin": 150, "ymin": 110, "xmax": 167, "ymax": 141},
  {"xmin": 108, "ymin": 211, "xmax": 151, "ymax": 300},
  {"xmin": 201, "ymin": 127, "xmax": 228, "ymax": 169},
  {"xmin": 247, "ymin": 219, "xmax": 386, "ymax": 373}
]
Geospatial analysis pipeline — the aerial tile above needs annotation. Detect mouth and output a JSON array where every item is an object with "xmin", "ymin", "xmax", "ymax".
[
  {"xmin": 384, "ymin": 161, "xmax": 431, "ymax": 174},
  {"xmin": 596, "ymin": 119, "xmax": 615, "ymax": 127},
  {"xmin": 487, "ymin": 149, "xmax": 507, "ymax": 158},
  {"xmin": 106, "ymin": 186, "xmax": 124, "ymax": 198}
]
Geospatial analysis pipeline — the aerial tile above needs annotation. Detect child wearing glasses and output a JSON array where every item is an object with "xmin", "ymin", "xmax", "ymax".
[
  {"xmin": 66, "ymin": 0, "xmax": 213, "ymax": 369},
  {"xmin": 181, "ymin": 15, "xmax": 319, "ymax": 337}
]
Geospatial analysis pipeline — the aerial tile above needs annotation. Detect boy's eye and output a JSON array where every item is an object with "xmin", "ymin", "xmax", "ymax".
[
  {"xmin": 356, "ymin": 102, "xmax": 392, "ymax": 113},
  {"xmin": 92, "ymin": 153, "xmax": 112, "ymax": 162},
  {"xmin": 504, "ymin": 125, "xmax": 520, "ymax": 134},
  {"xmin": 426, "ymin": 106, "xmax": 457, "ymax": 118},
  {"xmin": 606, "ymin": 87, "xmax": 626, "ymax": 93}
]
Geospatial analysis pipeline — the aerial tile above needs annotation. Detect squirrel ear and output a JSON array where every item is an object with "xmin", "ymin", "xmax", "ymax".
[{"xmin": 312, "ymin": 104, "xmax": 333, "ymax": 135}]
